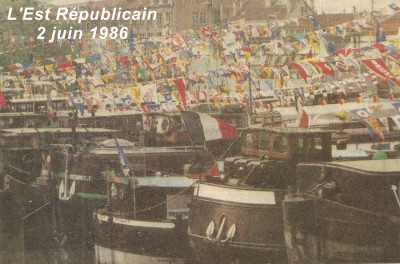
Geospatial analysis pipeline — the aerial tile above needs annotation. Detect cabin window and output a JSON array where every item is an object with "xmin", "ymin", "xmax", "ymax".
[
  {"xmin": 259, "ymin": 134, "xmax": 269, "ymax": 149},
  {"xmin": 273, "ymin": 135, "xmax": 288, "ymax": 152},
  {"xmin": 298, "ymin": 137, "xmax": 305, "ymax": 149},
  {"xmin": 242, "ymin": 132, "xmax": 271, "ymax": 151},
  {"xmin": 245, "ymin": 133, "xmax": 254, "ymax": 148},
  {"xmin": 313, "ymin": 137, "xmax": 323, "ymax": 150}
]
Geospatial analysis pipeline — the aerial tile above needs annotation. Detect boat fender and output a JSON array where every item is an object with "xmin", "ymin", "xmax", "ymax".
[
  {"xmin": 59, "ymin": 179, "xmax": 65, "ymax": 199},
  {"xmin": 157, "ymin": 117, "xmax": 171, "ymax": 135},
  {"xmin": 206, "ymin": 220, "xmax": 215, "ymax": 240},
  {"xmin": 59, "ymin": 179, "xmax": 76, "ymax": 201},
  {"xmin": 118, "ymin": 188, "xmax": 124, "ymax": 200},
  {"xmin": 215, "ymin": 215, "xmax": 226, "ymax": 240},
  {"xmin": 69, "ymin": 180, "xmax": 76, "ymax": 198},
  {"xmin": 111, "ymin": 183, "xmax": 118, "ymax": 199},
  {"xmin": 221, "ymin": 223, "xmax": 236, "ymax": 243}
]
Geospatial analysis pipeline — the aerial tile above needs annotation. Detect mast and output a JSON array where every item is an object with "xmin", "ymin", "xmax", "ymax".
[
  {"xmin": 247, "ymin": 58, "xmax": 253, "ymax": 126},
  {"xmin": 132, "ymin": 176, "xmax": 137, "ymax": 220},
  {"xmin": 370, "ymin": 0, "xmax": 375, "ymax": 22}
]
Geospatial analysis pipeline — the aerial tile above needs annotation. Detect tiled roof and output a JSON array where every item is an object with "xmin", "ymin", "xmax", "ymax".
[
  {"xmin": 380, "ymin": 12, "xmax": 400, "ymax": 33},
  {"xmin": 284, "ymin": 13, "xmax": 354, "ymax": 30}
]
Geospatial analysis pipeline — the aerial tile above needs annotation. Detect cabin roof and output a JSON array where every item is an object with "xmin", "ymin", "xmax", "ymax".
[
  {"xmin": 327, "ymin": 159, "xmax": 400, "ymax": 174},
  {"xmin": 136, "ymin": 176, "xmax": 197, "ymax": 188},
  {"xmin": 248, "ymin": 126, "xmax": 332, "ymax": 135},
  {"xmin": 0, "ymin": 127, "xmax": 118, "ymax": 135},
  {"xmin": 0, "ymin": 112, "xmax": 43, "ymax": 117}
]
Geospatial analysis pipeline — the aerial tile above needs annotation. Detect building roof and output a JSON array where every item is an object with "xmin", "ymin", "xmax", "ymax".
[
  {"xmin": 91, "ymin": 0, "xmax": 173, "ymax": 10},
  {"xmin": 231, "ymin": 0, "xmax": 289, "ymax": 21},
  {"xmin": 380, "ymin": 12, "xmax": 400, "ymax": 33},
  {"xmin": 91, "ymin": 0, "xmax": 144, "ymax": 9},
  {"xmin": 284, "ymin": 13, "xmax": 355, "ymax": 30},
  {"xmin": 248, "ymin": 126, "xmax": 333, "ymax": 135}
]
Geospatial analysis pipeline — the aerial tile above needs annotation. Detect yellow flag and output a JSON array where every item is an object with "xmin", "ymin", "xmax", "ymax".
[
  {"xmin": 177, "ymin": 60, "xmax": 185, "ymax": 71},
  {"xmin": 235, "ymin": 84, "xmax": 243, "ymax": 94},
  {"xmin": 66, "ymin": 55, "xmax": 72, "ymax": 61},
  {"xmin": 131, "ymin": 87, "xmax": 142, "ymax": 103},
  {"xmin": 364, "ymin": 118, "xmax": 385, "ymax": 141},
  {"xmin": 200, "ymin": 42, "xmax": 206, "ymax": 51},
  {"xmin": 45, "ymin": 64, "xmax": 54, "ymax": 72}
]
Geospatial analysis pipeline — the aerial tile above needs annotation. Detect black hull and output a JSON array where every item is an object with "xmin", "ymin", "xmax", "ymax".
[
  {"xmin": 283, "ymin": 194, "xmax": 400, "ymax": 263},
  {"xmin": 93, "ymin": 212, "xmax": 190, "ymax": 263},
  {"xmin": 188, "ymin": 183, "xmax": 287, "ymax": 264},
  {"xmin": 2, "ymin": 178, "xmax": 54, "ymax": 264},
  {"xmin": 189, "ymin": 235, "xmax": 286, "ymax": 264}
]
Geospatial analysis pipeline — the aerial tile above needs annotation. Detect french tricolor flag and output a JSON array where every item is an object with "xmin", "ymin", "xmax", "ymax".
[{"xmin": 181, "ymin": 112, "xmax": 238, "ymax": 144}]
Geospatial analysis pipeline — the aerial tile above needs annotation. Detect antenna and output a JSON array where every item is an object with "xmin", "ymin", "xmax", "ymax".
[
  {"xmin": 309, "ymin": 0, "xmax": 315, "ymax": 14},
  {"xmin": 371, "ymin": 0, "xmax": 374, "ymax": 14},
  {"xmin": 300, "ymin": 0, "xmax": 316, "ymax": 16}
]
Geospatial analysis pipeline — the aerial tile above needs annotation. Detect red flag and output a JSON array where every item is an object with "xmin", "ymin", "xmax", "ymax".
[
  {"xmin": 310, "ymin": 61, "xmax": 335, "ymax": 76},
  {"xmin": 207, "ymin": 164, "xmax": 220, "ymax": 177},
  {"xmin": 57, "ymin": 61, "xmax": 73, "ymax": 70},
  {"xmin": 47, "ymin": 110, "xmax": 56, "ymax": 121},
  {"xmin": 298, "ymin": 110, "xmax": 309, "ymax": 128},
  {"xmin": 173, "ymin": 78, "xmax": 187, "ymax": 107},
  {"xmin": 333, "ymin": 48, "xmax": 358, "ymax": 57},
  {"xmin": 199, "ymin": 26, "xmax": 212, "ymax": 37},
  {"xmin": 0, "ymin": 92, "xmax": 7, "ymax": 109},
  {"xmin": 290, "ymin": 62, "xmax": 309, "ymax": 79},
  {"xmin": 306, "ymin": 48, "xmax": 313, "ymax": 59},
  {"xmin": 118, "ymin": 56, "xmax": 132, "ymax": 65},
  {"xmin": 7, "ymin": 64, "xmax": 17, "ymax": 70},
  {"xmin": 29, "ymin": 36, "xmax": 35, "ymax": 47},
  {"xmin": 361, "ymin": 58, "xmax": 400, "ymax": 87},
  {"xmin": 240, "ymin": 46, "xmax": 252, "ymax": 53}
]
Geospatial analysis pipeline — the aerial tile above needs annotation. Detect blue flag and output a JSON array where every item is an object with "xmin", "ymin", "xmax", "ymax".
[
  {"xmin": 376, "ymin": 24, "xmax": 387, "ymax": 43},
  {"xmin": 392, "ymin": 102, "xmax": 400, "ymax": 114},
  {"xmin": 121, "ymin": 97, "xmax": 132, "ymax": 107},
  {"xmin": 115, "ymin": 139, "xmax": 129, "ymax": 168},
  {"xmin": 70, "ymin": 97, "xmax": 85, "ymax": 116},
  {"xmin": 310, "ymin": 17, "xmax": 320, "ymax": 30},
  {"xmin": 129, "ymin": 30, "xmax": 135, "ymax": 51},
  {"xmin": 349, "ymin": 108, "xmax": 370, "ymax": 120}
]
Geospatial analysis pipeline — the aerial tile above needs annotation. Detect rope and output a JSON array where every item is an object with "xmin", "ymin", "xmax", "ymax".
[
  {"xmin": 241, "ymin": 132, "xmax": 281, "ymax": 184},
  {"xmin": 113, "ymin": 180, "xmax": 198, "ymax": 216},
  {"xmin": 318, "ymin": 216, "xmax": 383, "ymax": 227},
  {"xmin": 22, "ymin": 202, "xmax": 51, "ymax": 220},
  {"xmin": 5, "ymin": 174, "xmax": 28, "ymax": 185},
  {"xmin": 8, "ymin": 164, "xmax": 32, "ymax": 176},
  {"xmin": 202, "ymin": 131, "xmax": 243, "ymax": 177}
]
